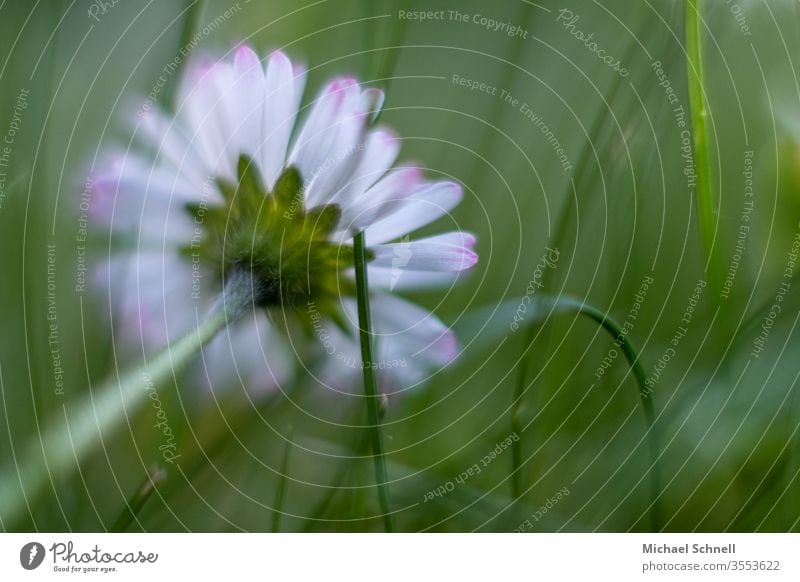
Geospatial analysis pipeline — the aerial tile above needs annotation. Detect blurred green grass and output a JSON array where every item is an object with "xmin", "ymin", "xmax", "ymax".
[{"xmin": 1, "ymin": 0, "xmax": 800, "ymax": 532}]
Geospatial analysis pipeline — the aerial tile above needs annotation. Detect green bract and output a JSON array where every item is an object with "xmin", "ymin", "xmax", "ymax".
[{"xmin": 183, "ymin": 155, "xmax": 359, "ymax": 321}]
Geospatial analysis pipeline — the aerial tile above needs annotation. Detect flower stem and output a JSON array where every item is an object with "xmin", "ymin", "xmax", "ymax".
[
  {"xmin": 0, "ymin": 271, "xmax": 254, "ymax": 528},
  {"xmin": 353, "ymin": 230, "xmax": 394, "ymax": 532},
  {"xmin": 684, "ymin": 0, "xmax": 721, "ymax": 293}
]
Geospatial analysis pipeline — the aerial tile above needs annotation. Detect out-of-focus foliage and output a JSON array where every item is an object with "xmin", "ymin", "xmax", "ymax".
[{"xmin": 1, "ymin": 0, "xmax": 800, "ymax": 532}]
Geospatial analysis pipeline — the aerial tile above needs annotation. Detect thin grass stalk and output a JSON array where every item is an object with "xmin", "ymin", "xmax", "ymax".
[
  {"xmin": 568, "ymin": 300, "xmax": 661, "ymax": 530},
  {"xmin": 510, "ymin": 31, "xmax": 647, "ymax": 500},
  {"xmin": 465, "ymin": 1, "xmax": 536, "ymax": 193},
  {"xmin": 353, "ymin": 231, "xmax": 394, "ymax": 532},
  {"xmin": 509, "ymin": 296, "xmax": 661, "ymax": 528},
  {"xmin": 349, "ymin": 0, "xmax": 403, "ymax": 534},
  {"xmin": 110, "ymin": 465, "xmax": 166, "ymax": 532},
  {"xmin": 271, "ymin": 427, "xmax": 293, "ymax": 532},
  {"xmin": 684, "ymin": 0, "xmax": 722, "ymax": 294}
]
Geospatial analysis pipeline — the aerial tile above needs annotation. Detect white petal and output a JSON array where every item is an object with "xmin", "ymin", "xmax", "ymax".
[
  {"xmin": 231, "ymin": 45, "xmax": 266, "ymax": 161},
  {"xmin": 363, "ymin": 266, "xmax": 465, "ymax": 290},
  {"xmin": 134, "ymin": 107, "xmax": 208, "ymax": 188},
  {"xmin": 337, "ymin": 165, "xmax": 421, "ymax": 234},
  {"xmin": 370, "ymin": 232, "xmax": 478, "ymax": 272},
  {"xmin": 363, "ymin": 87, "xmax": 385, "ymax": 122},
  {"xmin": 90, "ymin": 153, "xmax": 208, "ymax": 245},
  {"xmin": 176, "ymin": 58, "xmax": 238, "ymax": 180},
  {"xmin": 334, "ymin": 127, "xmax": 404, "ymax": 229},
  {"xmin": 370, "ymin": 293, "xmax": 458, "ymax": 366},
  {"xmin": 289, "ymin": 77, "xmax": 376, "ymax": 206},
  {"xmin": 363, "ymin": 180, "xmax": 463, "ymax": 244},
  {"xmin": 198, "ymin": 310, "xmax": 293, "ymax": 396},
  {"xmin": 315, "ymin": 295, "xmax": 458, "ymax": 394},
  {"xmin": 261, "ymin": 51, "xmax": 305, "ymax": 188},
  {"xmin": 101, "ymin": 250, "xmax": 200, "ymax": 347}
]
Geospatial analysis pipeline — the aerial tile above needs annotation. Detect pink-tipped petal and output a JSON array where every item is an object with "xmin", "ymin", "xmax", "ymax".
[
  {"xmin": 231, "ymin": 44, "xmax": 266, "ymax": 161},
  {"xmin": 338, "ymin": 163, "xmax": 421, "ymax": 233},
  {"xmin": 363, "ymin": 180, "xmax": 464, "ymax": 244},
  {"xmin": 262, "ymin": 50, "xmax": 305, "ymax": 187},
  {"xmin": 289, "ymin": 77, "xmax": 378, "ymax": 206},
  {"xmin": 370, "ymin": 232, "xmax": 478, "ymax": 272}
]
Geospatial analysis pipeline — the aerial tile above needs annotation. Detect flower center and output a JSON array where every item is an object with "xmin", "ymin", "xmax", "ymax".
[{"xmin": 182, "ymin": 155, "xmax": 357, "ymax": 317}]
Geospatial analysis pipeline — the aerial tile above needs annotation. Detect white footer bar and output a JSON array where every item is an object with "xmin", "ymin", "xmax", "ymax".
[{"xmin": 1, "ymin": 533, "xmax": 797, "ymax": 580}]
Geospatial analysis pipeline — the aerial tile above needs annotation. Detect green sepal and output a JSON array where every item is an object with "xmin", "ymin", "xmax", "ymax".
[{"xmin": 273, "ymin": 166, "xmax": 303, "ymax": 213}]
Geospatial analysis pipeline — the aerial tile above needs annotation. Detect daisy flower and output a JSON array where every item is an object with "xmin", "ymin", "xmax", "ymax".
[{"xmin": 90, "ymin": 45, "xmax": 477, "ymax": 396}]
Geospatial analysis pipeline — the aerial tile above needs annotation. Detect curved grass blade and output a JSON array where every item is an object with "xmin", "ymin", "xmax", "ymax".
[
  {"xmin": 510, "ymin": 23, "xmax": 665, "ymax": 500},
  {"xmin": 110, "ymin": 465, "xmax": 166, "ymax": 532},
  {"xmin": 456, "ymin": 295, "xmax": 661, "ymax": 530}
]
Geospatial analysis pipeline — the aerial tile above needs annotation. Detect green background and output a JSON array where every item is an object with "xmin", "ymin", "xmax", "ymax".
[{"xmin": 1, "ymin": 0, "xmax": 800, "ymax": 532}]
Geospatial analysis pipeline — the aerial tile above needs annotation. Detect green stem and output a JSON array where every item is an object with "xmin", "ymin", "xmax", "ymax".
[
  {"xmin": 507, "ymin": 295, "xmax": 661, "ymax": 530},
  {"xmin": 0, "ymin": 271, "xmax": 253, "ymax": 528},
  {"xmin": 353, "ymin": 230, "xmax": 394, "ymax": 532},
  {"xmin": 563, "ymin": 298, "xmax": 661, "ymax": 530},
  {"xmin": 510, "ymin": 32, "xmax": 646, "ymax": 501},
  {"xmin": 685, "ymin": 0, "xmax": 721, "ymax": 294}
]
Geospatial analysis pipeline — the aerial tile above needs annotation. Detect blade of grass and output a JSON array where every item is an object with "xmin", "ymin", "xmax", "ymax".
[
  {"xmin": 0, "ymin": 270, "xmax": 255, "ymax": 528},
  {"xmin": 161, "ymin": 0, "xmax": 207, "ymax": 111},
  {"xmin": 684, "ymin": 0, "xmax": 722, "ymax": 296},
  {"xmin": 569, "ymin": 298, "xmax": 661, "ymax": 531},
  {"xmin": 271, "ymin": 426, "xmax": 293, "ymax": 532},
  {"xmin": 302, "ymin": 404, "xmax": 372, "ymax": 531},
  {"xmin": 110, "ymin": 465, "xmax": 166, "ymax": 532},
  {"xmin": 461, "ymin": 295, "xmax": 661, "ymax": 530},
  {"xmin": 364, "ymin": 0, "xmax": 410, "ymax": 85},
  {"xmin": 353, "ymin": 230, "xmax": 394, "ymax": 532},
  {"xmin": 510, "ymin": 28, "xmax": 652, "ymax": 500},
  {"xmin": 464, "ymin": 0, "xmax": 537, "ymax": 193}
]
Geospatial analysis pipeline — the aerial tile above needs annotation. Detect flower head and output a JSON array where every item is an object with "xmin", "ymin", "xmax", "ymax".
[{"xmin": 90, "ymin": 45, "xmax": 477, "ymax": 395}]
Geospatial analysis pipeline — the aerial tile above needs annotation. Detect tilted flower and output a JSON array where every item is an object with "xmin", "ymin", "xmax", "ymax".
[{"xmin": 89, "ymin": 45, "xmax": 477, "ymax": 396}]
